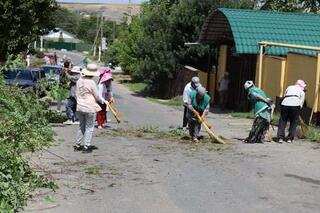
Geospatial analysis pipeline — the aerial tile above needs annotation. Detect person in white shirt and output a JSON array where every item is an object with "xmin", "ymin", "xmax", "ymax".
[
  {"xmin": 97, "ymin": 67, "xmax": 114, "ymax": 129},
  {"xmin": 277, "ymin": 80, "xmax": 306, "ymax": 143},
  {"xmin": 182, "ymin": 77, "xmax": 201, "ymax": 129},
  {"xmin": 218, "ymin": 72, "xmax": 230, "ymax": 110}
]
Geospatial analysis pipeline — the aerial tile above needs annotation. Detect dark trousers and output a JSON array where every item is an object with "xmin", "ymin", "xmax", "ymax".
[
  {"xmin": 183, "ymin": 106, "xmax": 188, "ymax": 127},
  {"xmin": 277, "ymin": 105, "xmax": 300, "ymax": 140},
  {"xmin": 247, "ymin": 116, "xmax": 270, "ymax": 143},
  {"xmin": 66, "ymin": 97, "xmax": 77, "ymax": 122}
]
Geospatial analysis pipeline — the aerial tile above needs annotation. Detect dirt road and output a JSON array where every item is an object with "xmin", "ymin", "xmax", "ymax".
[{"xmin": 24, "ymin": 82, "xmax": 320, "ymax": 213}]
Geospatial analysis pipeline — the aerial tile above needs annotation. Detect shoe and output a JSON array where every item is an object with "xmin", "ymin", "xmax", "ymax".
[
  {"xmin": 197, "ymin": 136, "xmax": 204, "ymax": 140},
  {"xmin": 72, "ymin": 121, "xmax": 80, "ymax": 125},
  {"xmin": 192, "ymin": 137, "xmax": 199, "ymax": 143},
  {"xmin": 97, "ymin": 126, "xmax": 103, "ymax": 129},
  {"xmin": 63, "ymin": 120, "xmax": 74, "ymax": 125},
  {"xmin": 286, "ymin": 139, "xmax": 293, "ymax": 143},
  {"xmin": 278, "ymin": 139, "xmax": 284, "ymax": 143},
  {"xmin": 82, "ymin": 146, "xmax": 92, "ymax": 153},
  {"xmin": 74, "ymin": 145, "xmax": 83, "ymax": 151}
]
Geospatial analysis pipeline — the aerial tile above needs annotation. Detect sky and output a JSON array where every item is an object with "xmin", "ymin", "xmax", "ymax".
[{"xmin": 58, "ymin": 0, "xmax": 143, "ymax": 3}]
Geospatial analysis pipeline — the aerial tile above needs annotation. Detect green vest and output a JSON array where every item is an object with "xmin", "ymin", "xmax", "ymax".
[
  {"xmin": 248, "ymin": 86, "xmax": 270, "ymax": 117},
  {"xmin": 190, "ymin": 90, "xmax": 211, "ymax": 113}
]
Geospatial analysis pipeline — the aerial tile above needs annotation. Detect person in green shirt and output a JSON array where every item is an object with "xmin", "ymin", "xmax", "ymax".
[
  {"xmin": 187, "ymin": 86, "xmax": 211, "ymax": 142},
  {"xmin": 244, "ymin": 81, "xmax": 273, "ymax": 143}
]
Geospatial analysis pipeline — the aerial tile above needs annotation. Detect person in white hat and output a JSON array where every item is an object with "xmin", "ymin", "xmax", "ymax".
[
  {"xmin": 64, "ymin": 66, "xmax": 82, "ymax": 125},
  {"xmin": 182, "ymin": 76, "xmax": 201, "ymax": 130},
  {"xmin": 186, "ymin": 86, "xmax": 211, "ymax": 142},
  {"xmin": 74, "ymin": 64, "xmax": 106, "ymax": 153},
  {"xmin": 277, "ymin": 79, "xmax": 306, "ymax": 143},
  {"xmin": 243, "ymin": 80, "xmax": 273, "ymax": 143}
]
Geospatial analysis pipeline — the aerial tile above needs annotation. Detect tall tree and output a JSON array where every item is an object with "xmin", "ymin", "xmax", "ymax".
[{"xmin": 0, "ymin": 0, "xmax": 58, "ymax": 60}]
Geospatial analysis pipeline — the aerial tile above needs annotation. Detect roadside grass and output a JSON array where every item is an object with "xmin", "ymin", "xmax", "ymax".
[
  {"xmin": 123, "ymin": 81, "xmax": 182, "ymax": 107},
  {"xmin": 147, "ymin": 96, "xmax": 182, "ymax": 108},
  {"xmin": 124, "ymin": 82, "xmax": 148, "ymax": 94},
  {"xmin": 306, "ymin": 126, "xmax": 320, "ymax": 142}
]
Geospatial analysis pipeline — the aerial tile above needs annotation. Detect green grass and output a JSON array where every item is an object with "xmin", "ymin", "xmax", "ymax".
[
  {"xmin": 84, "ymin": 166, "xmax": 102, "ymax": 176},
  {"xmin": 124, "ymin": 82, "xmax": 147, "ymax": 94},
  {"xmin": 147, "ymin": 96, "xmax": 182, "ymax": 107},
  {"xmin": 306, "ymin": 126, "xmax": 320, "ymax": 142}
]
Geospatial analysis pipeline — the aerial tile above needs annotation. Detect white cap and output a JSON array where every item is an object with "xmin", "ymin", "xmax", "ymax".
[
  {"xmin": 197, "ymin": 86, "xmax": 207, "ymax": 96},
  {"xmin": 244, "ymin": 80, "xmax": 254, "ymax": 90},
  {"xmin": 191, "ymin": 76, "xmax": 201, "ymax": 87}
]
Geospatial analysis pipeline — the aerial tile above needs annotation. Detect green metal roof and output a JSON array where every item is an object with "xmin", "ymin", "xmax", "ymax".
[{"xmin": 219, "ymin": 8, "xmax": 320, "ymax": 56}]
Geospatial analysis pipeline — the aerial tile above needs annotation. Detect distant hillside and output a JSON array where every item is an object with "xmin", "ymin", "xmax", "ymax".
[{"xmin": 60, "ymin": 3, "xmax": 141, "ymax": 23}]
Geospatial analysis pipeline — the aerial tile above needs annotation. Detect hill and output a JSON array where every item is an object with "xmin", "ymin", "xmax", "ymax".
[{"xmin": 60, "ymin": 3, "xmax": 141, "ymax": 23}]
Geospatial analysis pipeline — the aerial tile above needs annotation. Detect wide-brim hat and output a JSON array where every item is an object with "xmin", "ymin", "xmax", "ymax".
[
  {"xmin": 82, "ymin": 63, "xmax": 99, "ymax": 76},
  {"xmin": 70, "ymin": 66, "xmax": 81, "ymax": 74},
  {"xmin": 100, "ymin": 72, "xmax": 113, "ymax": 83}
]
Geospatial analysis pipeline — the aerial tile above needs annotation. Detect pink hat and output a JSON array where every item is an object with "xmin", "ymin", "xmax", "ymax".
[
  {"xmin": 99, "ymin": 67, "xmax": 113, "ymax": 83},
  {"xmin": 295, "ymin": 79, "xmax": 306, "ymax": 90}
]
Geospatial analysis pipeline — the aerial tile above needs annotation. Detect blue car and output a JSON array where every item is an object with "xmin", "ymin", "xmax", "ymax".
[{"xmin": 4, "ymin": 69, "xmax": 38, "ymax": 89}]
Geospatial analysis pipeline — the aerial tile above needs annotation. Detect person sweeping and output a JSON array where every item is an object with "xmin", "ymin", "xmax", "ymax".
[
  {"xmin": 277, "ymin": 80, "xmax": 306, "ymax": 143},
  {"xmin": 244, "ymin": 81, "xmax": 272, "ymax": 143},
  {"xmin": 182, "ymin": 76, "xmax": 201, "ymax": 130},
  {"xmin": 187, "ymin": 86, "xmax": 211, "ymax": 142},
  {"xmin": 74, "ymin": 64, "xmax": 105, "ymax": 153},
  {"xmin": 97, "ymin": 67, "xmax": 114, "ymax": 129}
]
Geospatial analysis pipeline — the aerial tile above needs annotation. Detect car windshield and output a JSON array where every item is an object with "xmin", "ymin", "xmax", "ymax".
[{"xmin": 4, "ymin": 70, "xmax": 33, "ymax": 81}]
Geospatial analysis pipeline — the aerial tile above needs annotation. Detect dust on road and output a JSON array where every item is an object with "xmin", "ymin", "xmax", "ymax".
[{"xmin": 24, "ymin": 81, "xmax": 320, "ymax": 213}]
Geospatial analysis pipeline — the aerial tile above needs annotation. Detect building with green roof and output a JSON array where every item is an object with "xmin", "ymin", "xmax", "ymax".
[{"xmin": 198, "ymin": 8, "xmax": 320, "ymax": 111}]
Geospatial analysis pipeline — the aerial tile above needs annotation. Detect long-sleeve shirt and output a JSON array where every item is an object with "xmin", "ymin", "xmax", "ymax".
[
  {"xmin": 67, "ymin": 73, "xmax": 80, "ymax": 98},
  {"xmin": 76, "ymin": 77, "xmax": 105, "ymax": 113},
  {"xmin": 281, "ymin": 85, "xmax": 305, "ymax": 108},
  {"xmin": 183, "ymin": 82, "xmax": 196, "ymax": 104},
  {"xmin": 98, "ymin": 81, "xmax": 113, "ymax": 102}
]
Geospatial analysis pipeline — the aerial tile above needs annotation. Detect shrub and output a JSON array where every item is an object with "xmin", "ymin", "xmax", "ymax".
[{"xmin": 0, "ymin": 81, "xmax": 55, "ymax": 211}]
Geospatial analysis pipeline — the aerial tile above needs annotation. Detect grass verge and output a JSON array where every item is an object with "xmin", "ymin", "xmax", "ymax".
[{"xmin": 124, "ymin": 82, "xmax": 148, "ymax": 94}]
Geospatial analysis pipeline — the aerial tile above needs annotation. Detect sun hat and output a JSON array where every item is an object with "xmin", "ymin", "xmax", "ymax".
[
  {"xmin": 99, "ymin": 67, "xmax": 113, "ymax": 83},
  {"xmin": 82, "ymin": 63, "xmax": 99, "ymax": 77},
  {"xmin": 197, "ymin": 86, "xmax": 207, "ymax": 96},
  {"xmin": 296, "ymin": 79, "xmax": 307, "ymax": 90},
  {"xmin": 244, "ymin": 80, "xmax": 254, "ymax": 90},
  {"xmin": 191, "ymin": 76, "xmax": 201, "ymax": 88},
  {"xmin": 70, "ymin": 66, "xmax": 81, "ymax": 74}
]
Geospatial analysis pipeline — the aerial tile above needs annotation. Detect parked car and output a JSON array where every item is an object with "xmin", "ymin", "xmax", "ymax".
[
  {"xmin": 3, "ymin": 69, "xmax": 37, "ymax": 89},
  {"xmin": 41, "ymin": 65, "xmax": 63, "ymax": 83}
]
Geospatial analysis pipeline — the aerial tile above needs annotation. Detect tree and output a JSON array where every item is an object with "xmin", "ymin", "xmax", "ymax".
[
  {"xmin": 0, "ymin": 0, "xmax": 58, "ymax": 60},
  {"xmin": 260, "ymin": 0, "xmax": 320, "ymax": 12},
  {"xmin": 106, "ymin": 0, "xmax": 254, "ymax": 97}
]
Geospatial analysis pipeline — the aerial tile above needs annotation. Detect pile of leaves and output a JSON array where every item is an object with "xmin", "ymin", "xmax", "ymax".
[{"xmin": 0, "ymin": 79, "xmax": 56, "ymax": 211}]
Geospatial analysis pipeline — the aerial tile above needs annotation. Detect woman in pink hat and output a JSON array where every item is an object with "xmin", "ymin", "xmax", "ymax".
[
  {"xmin": 97, "ymin": 67, "xmax": 114, "ymax": 129},
  {"xmin": 277, "ymin": 79, "xmax": 306, "ymax": 143}
]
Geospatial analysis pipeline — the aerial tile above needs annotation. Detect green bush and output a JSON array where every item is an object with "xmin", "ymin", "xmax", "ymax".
[{"xmin": 0, "ymin": 81, "xmax": 55, "ymax": 211}]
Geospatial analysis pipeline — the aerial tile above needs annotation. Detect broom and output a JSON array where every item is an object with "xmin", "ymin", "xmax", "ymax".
[
  {"xmin": 105, "ymin": 101, "xmax": 121, "ymax": 123},
  {"xmin": 191, "ymin": 109, "xmax": 226, "ymax": 144}
]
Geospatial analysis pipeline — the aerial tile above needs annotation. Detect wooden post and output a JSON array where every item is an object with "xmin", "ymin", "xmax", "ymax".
[
  {"xmin": 258, "ymin": 44, "xmax": 264, "ymax": 88},
  {"xmin": 207, "ymin": 45, "xmax": 213, "ymax": 93},
  {"xmin": 279, "ymin": 59, "xmax": 286, "ymax": 96},
  {"xmin": 309, "ymin": 53, "xmax": 320, "ymax": 124}
]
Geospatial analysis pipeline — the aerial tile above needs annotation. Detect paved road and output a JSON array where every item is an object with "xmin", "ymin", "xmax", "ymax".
[
  {"xmin": 24, "ymin": 80, "xmax": 320, "ymax": 213},
  {"xmin": 54, "ymin": 50, "xmax": 85, "ymax": 66}
]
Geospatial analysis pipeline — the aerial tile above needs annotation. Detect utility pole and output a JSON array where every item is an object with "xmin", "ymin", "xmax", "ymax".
[{"xmin": 98, "ymin": 16, "xmax": 104, "ymax": 62}]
